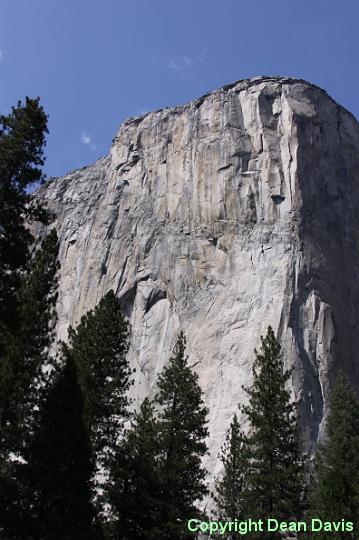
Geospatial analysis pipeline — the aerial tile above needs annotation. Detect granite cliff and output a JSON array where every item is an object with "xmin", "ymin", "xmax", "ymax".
[{"xmin": 34, "ymin": 76, "xmax": 359, "ymax": 485}]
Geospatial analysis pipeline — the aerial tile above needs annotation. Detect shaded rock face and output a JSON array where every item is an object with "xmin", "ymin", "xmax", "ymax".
[{"xmin": 34, "ymin": 76, "xmax": 359, "ymax": 485}]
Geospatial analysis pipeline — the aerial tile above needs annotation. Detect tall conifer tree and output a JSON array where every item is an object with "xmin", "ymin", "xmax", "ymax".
[
  {"xmin": 0, "ymin": 97, "xmax": 49, "ymax": 336},
  {"xmin": 0, "ymin": 96, "xmax": 52, "ymax": 458},
  {"xmin": 214, "ymin": 413, "xmax": 248, "ymax": 530},
  {"xmin": 0, "ymin": 230, "xmax": 59, "ymax": 453},
  {"xmin": 155, "ymin": 331, "xmax": 209, "ymax": 540},
  {"xmin": 0, "ymin": 230, "xmax": 60, "ymax": 538},
  {"xmin": 25, "ymin": 354, "xmax": 98, "ymax": 540},
  {"xmin": 63, "ymin": 290, "xmax": 131, "ymax": 527},
  {"xmin": 308, "ymin": 371, "xmax": 359, "ymax": 539},
  {"xmin": 66, "ymin": 290, "xmax": 131, "ymax": 462},
  {"xmin": 243, "ymin": 326, "xmax": 305, "ymax": 537},
  {"xmin": 108, "ymin": 398, "xmax": 161, "ymax": 540},
  {"xmin": 0, "ymin": 97, "xmax": 53, "ymax": 537}
]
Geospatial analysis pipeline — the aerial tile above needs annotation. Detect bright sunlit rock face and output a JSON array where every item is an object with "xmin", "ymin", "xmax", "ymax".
[{"xmin": 34, "ymin": 76, "xmax": 359, "ymax": 488}]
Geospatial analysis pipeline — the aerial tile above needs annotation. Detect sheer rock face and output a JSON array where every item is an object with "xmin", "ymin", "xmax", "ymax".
[{"xmin": 34, "ymin": 76, "xmax": 359, "ymax": 483}]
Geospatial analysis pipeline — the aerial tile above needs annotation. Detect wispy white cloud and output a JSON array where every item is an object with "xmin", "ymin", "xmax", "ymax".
[
  {"xmin": 152, "ymin": 49, "xmax": 207, "ymax": 74},
  {"xmin": 81, "ymin": 132, "xmax": 91, "ymax": 145},
  {"xmin": 169, "ymin": 50, "xmax": 207, "ymax": 72},
  {"xmin": 81, "ymin": 132, "xmax": 97, "ymax": 150},
  {"xmin": 169, "ymin": 55, "xmax": 196, "ymax": 71},
  {"xmin": 168, "ymin": 56, "xmax": 182, "ymax": 71},
  {"xmin": 0, "ymin": 50, "xmax": 4, "ymax": 62}
]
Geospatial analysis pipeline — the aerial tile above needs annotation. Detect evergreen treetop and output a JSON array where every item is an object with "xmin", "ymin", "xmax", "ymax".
[
  {"xmin": 155, "ymin": 331, "xmax": 209, "ymax": 539},
  {"xmin": 214, "ymin": 412, "xmax": 248, "ymax": 526},
  {"xmin": 108, "ymin": 397, "xmax": 161, "ymax": 540},
  {"xmin": 65, "ymin": 290, "xmax": 131, "ymax": 459},
  {"xmin": 0, "ymin": 97, "xmax": 50, "ymax": 334},
  {"xmin": 243, "ymin": 326, "xmax": 305, "ymax": 529}
]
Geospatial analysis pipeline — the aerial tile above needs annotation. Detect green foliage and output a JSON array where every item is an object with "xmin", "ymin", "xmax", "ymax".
[
  {"xmin": 24, "ymin": 354, "xmax": 98, "ymax": 540},
  {"xmin": 0, "ymin": 97, "xmax": 50, "ymax": 334},
  {"xmin": 108, "ymin": 332, "xmax": 208, "ymax": 540},
  {"xmin": 0, "ymin": 96, "xmax": 106, "ymax": 538},
  {"xmin": 108, "ymin": 398, "xmax": 161, "ymax": 540},
  {"xmin": 0, "ymin": 96, "xmax": 56, "ymax": 538},
  {"xmin": 243, "ymin": 326, "xmax": 305, "ymax": 535},
  {"xmin": 214, "ymin": 413, "xmax": 248, "ymax": 528},
  {"xmin": 0, "ymin": 97, "xmax": 48, "ymax": 191},
  {"xmin": 0, "ymin": 282, "xmax": 132, "ymax": 538},
  {"xmin": 0, "ymin": 230, "xmax": 59, "ymax": 453},
  {"xmin": 307, "ymin": 371, "xmax": 359, "ymax": 539},
  {"xmin": 155, "ymin": 331, "xmax": 209, "ymax": 540},
  {"xmin": 0, "ymin": 230, "xmax": 60, "ymax": 538},
  {"xmin": 65, "ymin": 290, "xmax": 131, "ymax": 460}
]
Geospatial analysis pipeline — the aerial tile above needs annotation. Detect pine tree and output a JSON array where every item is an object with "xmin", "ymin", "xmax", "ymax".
[
  {"xmin": 307, "ymin": 371, "xmax": 359, "ymax": 539},
  {"xmin": 24, "ymin": 353, "xmax": 98, "ymax": 540},
  {"xmin": 0, "ymin": 97, "xmax": 53, "ymax": 460},
  {"xmin": 214, "ymin": 413, "xmax": 248, "ymax": 530},
  {"xmin": 0, "ymin": 97, "xmax": 49, "ymax": 336},
  {"xmin": 0, "ymin": 230, "xmax": 60, "ymax": 538},
  {"xmin": 243, "ymin": 326, "xmax": 305, "ymax": 537},
  {"xmin": 108, "ymin": 398, "xmax": 161, "ymax": 540},
  {"xmin": 66, "ymin": 290, "xmax": 131, "ymax": 462},
  {"xmin": 0, "ymin": 230, "xmax": 59, "ymax": 451},
  {"xmin": 0, "ymin": 97, "xmax": 53, "ymax": 537},
  {"xmin": 155, "ymin": 331, "xmax": 209, "ymax": 540}
]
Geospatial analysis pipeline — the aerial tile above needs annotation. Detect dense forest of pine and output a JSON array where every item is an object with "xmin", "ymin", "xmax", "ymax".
[{"xmin": 1, "ymin": 99, "xmax": 359, "ymax": 539}]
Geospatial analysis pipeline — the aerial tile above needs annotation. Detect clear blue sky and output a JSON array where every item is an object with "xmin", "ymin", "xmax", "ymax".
[{"xmin": 1, "ymin": 0, "xmax": 358, "ymax": 178}]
